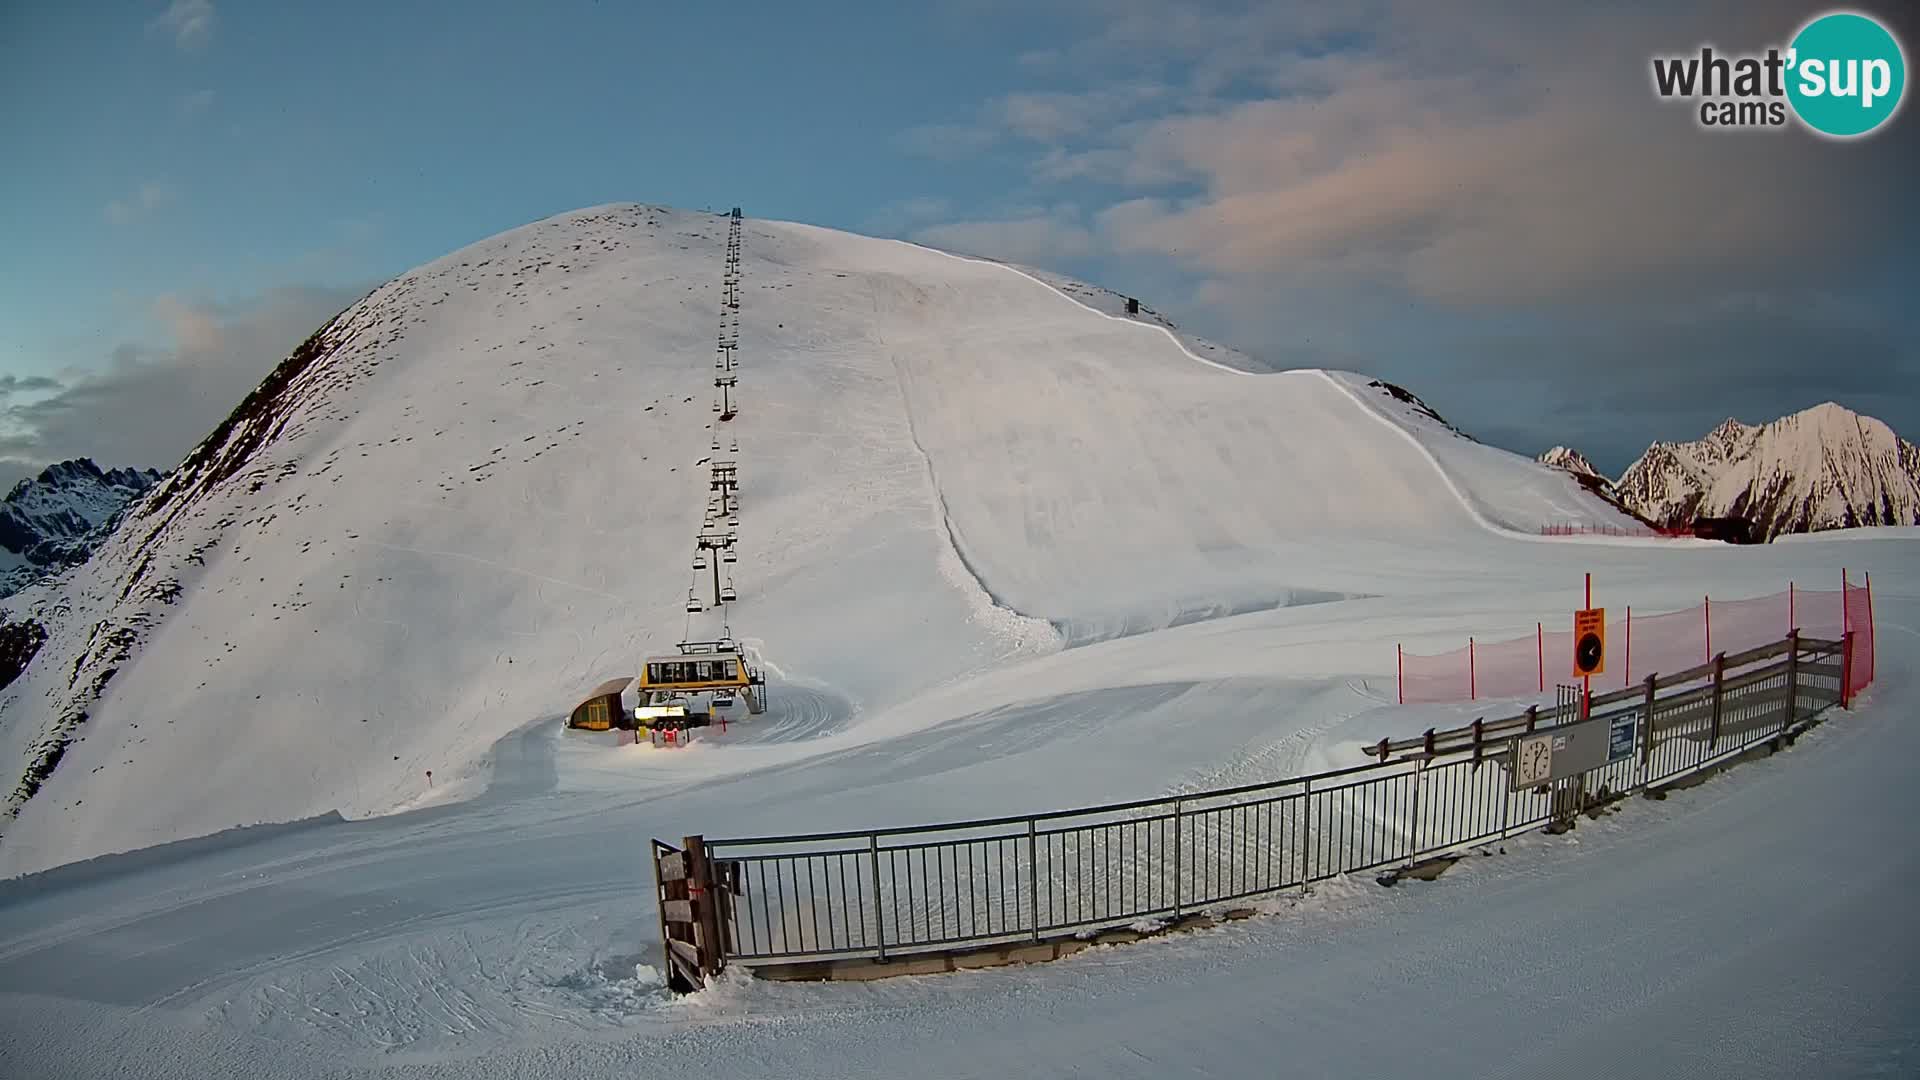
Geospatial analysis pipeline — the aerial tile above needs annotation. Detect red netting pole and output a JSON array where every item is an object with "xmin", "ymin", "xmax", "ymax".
[
  {"xmin": 1469, "ymin": 637, "xmax": 1477, "ymax": 701},
  {"xmin": 1866, "ymin": 571, "xmax": 1876, "ymax": 685},
  {"xmin": 1704, "ymin": 595, "xmax": 1711, "ymax": 663},
  {"xmin": 1536, "ymin": 622, "xmax": 1544, "ymax": 692},
  {"xmin": 1842, "ymin": 568, "xmax": 1850, "ymax": 632},
  {"xmin": 1624, "ymin": 605, "xmax": 1632, "ymax": 688},
  {"xmin": 1397, "ymin": 644, "xmax": 1403, "ymax": 705},
  {"xmin": 1789, "ymin": 581, "xmax": 1796, "ymax": 633}
]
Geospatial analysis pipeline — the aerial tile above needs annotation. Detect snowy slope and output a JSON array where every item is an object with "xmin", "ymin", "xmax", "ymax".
[
  {"xmin": 1613, "ymin": 404, "xmax": 1920, "ymax": 539},
  {"xmin": 0, "ymin": 460, "xmax": 163, "ymax": 598},
  {"xmin": 0, "ymin": 204, "xmax": 1670, "ymax": 876},
  {"xmin": 1322, "ymin": 371, "xmax": 1648, "ymax": 536}
]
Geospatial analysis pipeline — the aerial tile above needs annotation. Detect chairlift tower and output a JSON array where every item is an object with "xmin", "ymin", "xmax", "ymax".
[
  {"xmin": 709, "ymin": 460, "xmax": 738, "ymax": 514},
  {"xmin": 694, "ymin": 530, "xmax": 737, "ymax": 606},
  {"xmin": 715, "ymin": 374, "xmax": 737, "ymax": 421}
]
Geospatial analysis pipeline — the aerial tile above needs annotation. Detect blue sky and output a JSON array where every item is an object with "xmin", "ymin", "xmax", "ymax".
[{"xmin": 2, "ymin": 0, "xmax": 1916, "ymax": 487}]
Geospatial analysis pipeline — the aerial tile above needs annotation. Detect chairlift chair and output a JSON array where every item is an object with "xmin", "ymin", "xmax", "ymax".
[
  {"xmin": 720, "ymin": 580, "xmax": 738, "ymax": 603},
  {"xmin": 693, "ymin": 550, "xmax": 708, "ymax": 571},
  {"xmin": 722, "ymin": 546, "xmax": 737, "ymax": 564},
  {"xmin": 685, "ymin": 589, "xmax": 704, "ymax": 613}
]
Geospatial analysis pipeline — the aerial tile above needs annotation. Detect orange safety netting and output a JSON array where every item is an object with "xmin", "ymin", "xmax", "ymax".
[{"xmin": 1398, "ymin": 574, "xmax": 1876, "ymax": 705}]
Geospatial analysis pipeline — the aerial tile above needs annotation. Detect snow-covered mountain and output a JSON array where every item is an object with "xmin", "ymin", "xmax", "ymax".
[
  {"xmin": 1538, "ymin": 446, "xmax": 1604, "ymax": 482},
  {"xmin": 1610, "ymin": 404, "xmax": 1920, "ymax": 541},
  {"xmin": 0, "ymin": 459, "xmax": 164, "ymax": 598},
  {"xmin": 0, "ymin": 203, "xmax": 1642, "ymax": 876}
]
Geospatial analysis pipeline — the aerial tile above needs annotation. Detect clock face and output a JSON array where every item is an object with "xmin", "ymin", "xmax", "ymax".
[{"xmin": 1515, "ymin": 734, "xmax": 1553, "ymax": 787}]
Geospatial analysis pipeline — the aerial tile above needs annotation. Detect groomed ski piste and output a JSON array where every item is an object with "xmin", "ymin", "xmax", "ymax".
[{"xmin": 0, "ymin": 205, "xmax": 1913, "ymax": 1078}]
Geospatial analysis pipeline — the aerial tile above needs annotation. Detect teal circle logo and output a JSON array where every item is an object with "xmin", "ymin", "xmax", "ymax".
[{"xmin": 1786, "ymin": 11, "xmax": 1907, "ymax": 137}]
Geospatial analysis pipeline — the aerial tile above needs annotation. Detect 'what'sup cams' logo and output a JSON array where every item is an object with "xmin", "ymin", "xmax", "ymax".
[{"xmin": 1651, "ymin": 9, "xmax": 1907, "ymax": 137}]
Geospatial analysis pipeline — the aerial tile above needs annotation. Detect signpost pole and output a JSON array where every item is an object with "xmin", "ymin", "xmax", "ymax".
[
  {"xmin": 1583, "ymin": 574, "xmax": 1593, "ymax": 719},
  {"xmin": 1625, "ymin": 606, "xmax": 1632, "ymax": 688}
]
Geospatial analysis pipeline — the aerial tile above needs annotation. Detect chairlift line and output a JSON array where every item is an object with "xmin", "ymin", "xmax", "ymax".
[{"xmin": 632, "ymin": 203, "xmax": 764, "ymax": 731}]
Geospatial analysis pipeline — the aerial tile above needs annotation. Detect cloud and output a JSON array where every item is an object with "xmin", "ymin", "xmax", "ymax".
[
  {"xmin": 899, "ymin": 85, "xmax": 1172, "ymax": 163},
  {"xmin": 911, "ymin": 209, "xmax": 1098, "ymax": 263},
  {"xmin": 896, "ymin": 123, "xmax": 1000, "ymax": 161},
  {"xmin": 104, "ymin": 181, "xmax": 174, "ymax": 225},
  {"xmin": 996, "ymin": 86, "xmax": 1167, "ymax": 141},
  {"xmin": 904, "ymin": 0, "xmax": 1912, "ymax": 310},
  {"xmin": 1206, "ymin": 273, "xmax": 1920, "ymax": 473},
  {"xmin": 0, "ymin": 285, "xmax": 368, "ymax": 483},
  {"xmin": 177, "ymin": 88, "xmax": 216, "ymax": 117},
  {"xmin": 0, "ymin": 375, "xmax": 62, "ymax": 399},
  {"xmin": 1082, "ymin": 2, "xmax": 1912, "ymax": 307},
  {"xmin": 0, "ymin": 378, "xmax": 63, "ymax": 449},
  {"xmin": 860, "ymin": 197, "xmax": 955, "ymax": 237},
  {"xmin": 152, "ymin": 0, "xmax": 215, "ymax": 51}
]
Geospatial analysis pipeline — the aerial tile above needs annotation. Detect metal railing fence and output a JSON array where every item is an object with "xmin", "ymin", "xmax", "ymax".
[{"xmin": 673, "ymin": 633, "xmax": 1850, "ymax": 970}]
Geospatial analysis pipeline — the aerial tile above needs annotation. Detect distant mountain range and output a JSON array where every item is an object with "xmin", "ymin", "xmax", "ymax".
[
  {"xmin": 1539, "ymin": 403, "xmax": 1920, "ymax": 541},
  {"xmin": 0, "ymin": 460, "xmax": 165, "ymax": 598}
]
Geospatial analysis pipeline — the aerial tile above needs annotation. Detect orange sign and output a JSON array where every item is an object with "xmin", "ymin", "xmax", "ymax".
[{"xmin": 1574, "ymin": 608, "xmax": 1606, "ymax": 676}]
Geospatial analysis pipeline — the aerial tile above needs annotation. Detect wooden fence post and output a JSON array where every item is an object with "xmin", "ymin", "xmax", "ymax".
[
  {"xmin": 683, "ymin": 835, "xmax": 724, "ymax": 981},
  {"xmin": 652, "ymin": 842, "xmax": 680, "ymax": 989}
]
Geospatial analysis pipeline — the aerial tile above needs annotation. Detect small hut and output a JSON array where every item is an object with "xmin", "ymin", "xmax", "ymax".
[{"xmin": 569, "ymin": 677, "xmax": 633, "ymax": 730}]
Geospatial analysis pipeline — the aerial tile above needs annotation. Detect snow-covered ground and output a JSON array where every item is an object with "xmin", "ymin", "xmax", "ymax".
[
  {"xmin": 0, "ymin": 562, "xmax": 1910, "ymax": 1079},
  {"xmin": 0, "ymin": 204, "xmax": 1648, "ymax": 877},
  {"xmin": 0, "ymin": 204, "xmax": 1913, "ymax": 1077}
]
